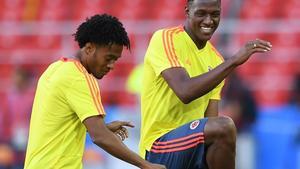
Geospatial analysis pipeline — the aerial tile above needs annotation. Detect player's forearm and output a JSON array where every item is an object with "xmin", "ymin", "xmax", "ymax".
[
  {"xmin": 92, "ymin": 128, "xmax": 150, "ymax": 168},
  {"xmin": 186, "ymin": 39, "xmax": 273, "ymax": 100},
  {"xmin": 181, "ymin": 58, "xmax": 237, "ymax": 103}
]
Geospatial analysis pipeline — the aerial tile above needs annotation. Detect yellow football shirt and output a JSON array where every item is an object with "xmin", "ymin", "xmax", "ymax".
[
  {"xmin": 139, "ymin": 25, "xmax": 224, "ymax": 157},
  {"xmin": 24, "ymin": 58, "xmax": 105, "ymax": 169}
]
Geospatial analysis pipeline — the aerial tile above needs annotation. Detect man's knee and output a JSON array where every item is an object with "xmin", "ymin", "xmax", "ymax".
[
  {"xmin": 217, "ymin": 116, "xmax": 236, "ymax": 137},
  {"xmin": 205, "ymin": 116, "xmax": 236, "ymax": 144}
]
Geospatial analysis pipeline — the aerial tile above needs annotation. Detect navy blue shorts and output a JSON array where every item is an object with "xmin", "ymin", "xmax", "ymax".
[{"xmin": 145, "ymin": 118, "xmax": 208, "ymax": 169}]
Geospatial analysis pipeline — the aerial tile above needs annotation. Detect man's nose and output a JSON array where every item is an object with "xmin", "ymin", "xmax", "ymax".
[
  {"xmin": 108, "ymin": 62, "xmax": 115, "ymax": 70},
  {"xmin": 203, "ymin": 15, "xmax": 213, "ymax": 25}
]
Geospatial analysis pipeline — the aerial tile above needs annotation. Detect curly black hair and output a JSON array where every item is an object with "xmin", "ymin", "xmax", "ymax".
[{"xmin": 74, "ymin": 14, "xmax": 130, "ymax": 50}]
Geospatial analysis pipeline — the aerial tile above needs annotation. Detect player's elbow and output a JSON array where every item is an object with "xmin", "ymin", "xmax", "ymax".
[
  {"xmin": 90, "ymin": 131, "xmax": 108, "ymax": 146},
  {"xmin": 180, "ymin": 97, "xmax": 193, "ymax": 104},
  {"xmin": 180, "ymin": 98, "xmax": 191, "ymax": 104},
  {"xmin": 173, "ymin": 85, "xmax": 199, "ymax": 104},
  {"xmin": 92, "ymin": 135, "xmax": 109, "ymax": 147},
  {"xmin": 176, "ymin": 92, "xmax": 194, "ymax": 104},
  {"xmin": 176, "ymin": 86, "xmax": 208, "ymax": 104},
  {"xmin": 176, "ymin": 88, "xmax": 206, "ymax": 104}
]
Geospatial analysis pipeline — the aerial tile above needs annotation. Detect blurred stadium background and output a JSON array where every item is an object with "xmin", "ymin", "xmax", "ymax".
[{"xmin": 0, "ymin": 0, "xmax": 299, "ymax": 168}]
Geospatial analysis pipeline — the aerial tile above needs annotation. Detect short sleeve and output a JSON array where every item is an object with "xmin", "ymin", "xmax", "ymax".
[
  {"xmin": 145, "ymin": 30, "xmax": 182, "ymax": 76},
  {"xmin": 66, "ymin": 74, "xmax": 105, "ymax": 122}
]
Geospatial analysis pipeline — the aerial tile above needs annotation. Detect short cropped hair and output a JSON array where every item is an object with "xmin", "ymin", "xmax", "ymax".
[{"xmin": 187, "ymin": 0, "xmax": 221, "ymax": 6}]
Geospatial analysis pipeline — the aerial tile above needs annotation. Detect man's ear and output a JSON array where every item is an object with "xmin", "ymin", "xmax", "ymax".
[
  {"xmin": 83, "ymin": 42, "xmax": 96, "ymax": 56},
  {"xmin": 185, "ymin": 6, "xmax": 190, "ymax": 17}
]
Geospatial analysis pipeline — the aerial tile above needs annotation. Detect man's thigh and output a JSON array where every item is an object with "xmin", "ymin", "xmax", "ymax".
[{"xmin": 146, "ymin": 118, "xmax": 208, "ymax": 169}]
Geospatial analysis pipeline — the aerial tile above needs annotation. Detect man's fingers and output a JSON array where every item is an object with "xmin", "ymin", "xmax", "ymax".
[
  {"xmin": 115, "ymin": 127, "xmax": 129, "ymax": 141},
  {"xmin": 254, "ymin": 39, "xmax": 272, "ymax": 50},
  {"xmin": 255, "ymin": 43, "xmax": 272, "ymax": 51},
  {"xmin": 121, "ymin": 127, "xmax": 129, "ymax": 138},
  {"xmin": 120, "ymin": 121, "xmax": 135, "ymax": 128},
  {"xmin": 116, "ymin": 130, "xmax": 126, "ymax": 141},
  {"xmin": 255, "ymin": 38, "xmax": 272, "ymax": 47},
  {"xmin": 254, "ymin": 48, "xmax": 270, "ymax": 53},
  {"xmin": 248, "ymin": 39, "xmax": 272, "ymax": 52}
]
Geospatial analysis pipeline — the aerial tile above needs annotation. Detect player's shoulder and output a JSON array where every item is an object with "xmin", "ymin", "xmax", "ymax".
[
  {"xmin": 161, "ymin": 25, "xmax": 184, "ymax": 33},
  {"xmin": 51, "ymin": 57, "xmax": 87, "ymax": 81},
  {"xmin": 152, "ymin": 25, "xmax": 185, "ymax": 39}
]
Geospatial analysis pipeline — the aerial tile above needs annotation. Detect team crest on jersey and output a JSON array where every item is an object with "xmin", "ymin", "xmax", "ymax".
[{"xmin": 190, "ymin": 120, "xmax": 200, "ymax": 130}]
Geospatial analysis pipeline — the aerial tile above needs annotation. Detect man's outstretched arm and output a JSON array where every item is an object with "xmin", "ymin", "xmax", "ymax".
[
  {"xmin": 83, "ymin": 116, "xmax": 166, "ymax": 169},
  {"xmin": 162, "ymin": 39, "xmax": 272, "ymax": 104}
]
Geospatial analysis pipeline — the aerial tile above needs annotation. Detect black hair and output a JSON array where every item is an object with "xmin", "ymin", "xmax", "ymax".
[
  {"xmin": 74, "ymin": 14, "xmax": 130, "ymax": 50},
  {"xmin": 187, "ymin": 0, "xmax": 221, "ymax": 6},
  {"xmin": 187, "ymin": 0, "xmax": 193, "ymax": 6}
]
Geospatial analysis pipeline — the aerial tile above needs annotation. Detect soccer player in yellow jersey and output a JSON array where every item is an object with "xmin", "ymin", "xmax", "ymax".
[
  {"xmin": 24, "ymin": 14, "xmax": 165, "ymax": 169},
  {"xmin": 140, "ymin": 0, "xmax": 273, "ymax": 169}
]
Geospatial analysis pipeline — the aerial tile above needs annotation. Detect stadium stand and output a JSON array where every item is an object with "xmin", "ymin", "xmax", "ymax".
[
  {"xmin": 0, "ymin": 1, "xmax": 300, "ymax": 169},
  {"xmin": 0, "ymin": 0, "xmax": 299, "ymax": 107}
]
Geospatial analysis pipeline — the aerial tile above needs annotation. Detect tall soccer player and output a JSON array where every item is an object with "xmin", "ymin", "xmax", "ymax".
[
  {"xmin": 139, "ymin": 0, "xmax": 272, "ymax": 169},
  {"xmin": 24, "ymin": 14, "xmax": 165, "ymax": 169}
]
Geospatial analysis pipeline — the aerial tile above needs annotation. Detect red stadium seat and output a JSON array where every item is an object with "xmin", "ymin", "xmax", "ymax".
[
  {"xmin": 240, "ymin": 0, "xmax": 281, "ymax": 19},
  {"xmin": 117, "ymin": 91, "xmax": 136, "ymax": 106},
  {"xmin": 38, "ymin": 0, "xmax": 72, "ymax": 21},
  {"xmin": 0, "ymin": 64, "xmax": 14, "ymax": 79},
  {"xmin": 220, "ymin": 0, "xmax": 232, "ymax": 18},
  {"xmin": 0, "ymin": 35, "xmax": 20, "ymax": 51},
  {"xmin": 116, "ymin": 0, "xmax": 148, "ymax": 20},
  {"xmin": 0, "ymin": 0, "xmax": 24, "ymax": 21},
  {"xmin": 272, "ymin": 32, "xmax": 300, "ymax": 49},
  {"xmin": 253, "ymin": 69, "xmax": 294, "ymax": 106},
  {"xmin": 150, "ymin": 0, "xmax": 185, "ymax": 20},
  {"xmin": 5, "ymin": 34, "xmax": 61, "ymax": 50},
  {"xmin": 282, "ymin": 0, "xmax": 300, "ymax": 19},
  {"xmin": 71, "ymin": 0, "xmax": 109, "ymax": 21},
  {"xmin": 231, "ymin": 32, "xmax": 266, "ymax": 50},
  {"xmin": 34, "ymin": 35, "xmax": 62, "ymax": 50}
]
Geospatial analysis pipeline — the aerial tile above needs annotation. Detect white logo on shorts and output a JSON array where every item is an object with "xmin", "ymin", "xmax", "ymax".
[{"xmin": 190, "ymin": 120, "xmax": 200, "ymax": 130}]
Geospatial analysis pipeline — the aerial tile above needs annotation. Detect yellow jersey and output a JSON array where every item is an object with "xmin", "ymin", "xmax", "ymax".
[
  {"xmin": 139, "ymin": 25, "xmax": 224, "ymax": 157},
  {"xmin": 24, "ymin": 57, "xmax": 105, "ymax": 169}
]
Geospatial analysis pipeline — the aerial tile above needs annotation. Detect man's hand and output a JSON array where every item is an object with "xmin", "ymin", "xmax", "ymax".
[
  {"xmin": 232, "ymin": 39, "xmax": 272, "ymax": 66},
  {"xmin": 84, "ymin": 117, "xmax": 163, "ymax": 168},
  {"xmin": 106, "ymin": 121, "xmax": 135, "ymax": 141}
]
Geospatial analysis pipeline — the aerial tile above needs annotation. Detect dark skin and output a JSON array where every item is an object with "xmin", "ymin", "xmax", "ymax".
[
  {"xmin": 74, "ymin": 43, "xmax": 165, "ymax": 169},
  {"xmin": 161, "ymin": 0, "xmax": 272, "ymax": 168}
]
